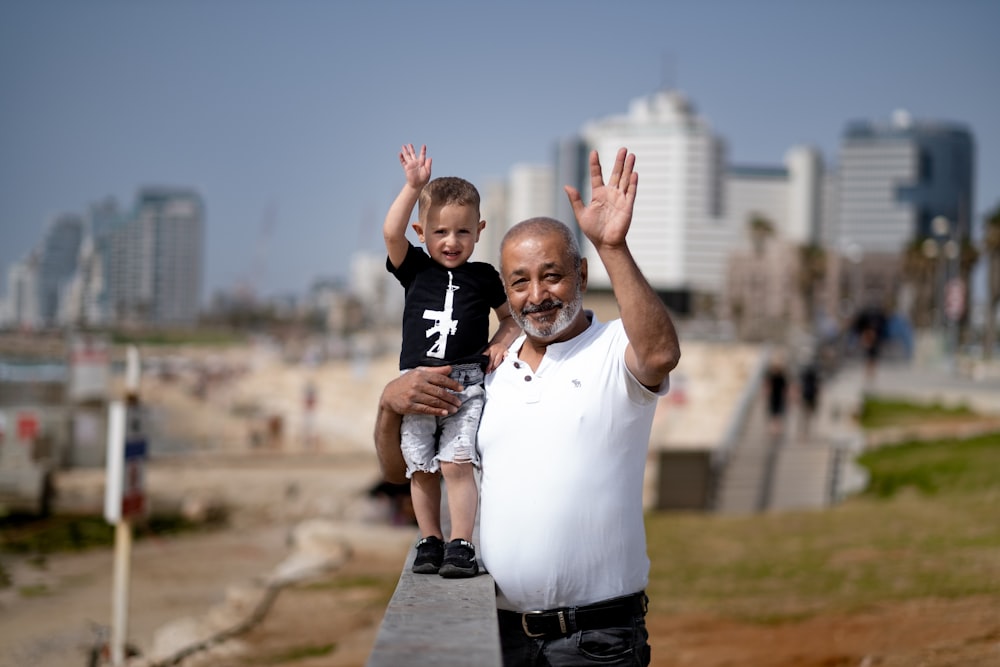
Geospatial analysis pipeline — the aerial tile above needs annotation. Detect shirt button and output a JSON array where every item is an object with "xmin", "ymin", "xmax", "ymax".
[
  {"xmin": 524, "ymin": 375, "xmax": 532, "ymax": 382},
  {"xmin": 513, "ymin": 362, "xmax": 521, "ymax": 369}
]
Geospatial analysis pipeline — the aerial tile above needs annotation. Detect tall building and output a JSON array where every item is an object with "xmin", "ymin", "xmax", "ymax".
[
  {"xmin": 570, "ymin": 91, "xmax": 826, "ymax": 315},
  {"xmin": 107, "ymin": 187, "xmax": 204, "ymax": 326},
  {"xmin": 579, "ymin": 90, "xmax": 726, "ymax": 303},
  {"xmin": 474, "ymin": 179, "xmax": 508, "ymax": 268},
  {"xmin": 5, "ymin": 253, "xmax": 41, "ymax": 329},
  {"xmin": 86, "ymin": 197, "xmax": 125, "ymax": 325},
  {"xmin": 57, "ymin": 235, "xmax": 106, "ymax": 328},
  {"xmin": 507, "ymin": 163, "xmax": 555, "ymax": 231},
  {"xmin": 38, "ymin": 214, "xmax": 84, "ymax": 326},
  {"xmin": 553, "ymin": 137, "xmax": 589, "ymax": 233},
  {"xmin": 474, "ymin": 165, "xmax": 555, "ymax": 269},
  {"xmin": 832, "ymin": 111, "xmax": 975, "ymax": 323},
  {"xmin": 836, "ymin": 110, "xmax": 975, "ymax": 254},
  {"xmin": 0, "ymin": 188, "xmax": 203, "ymax": 330}
]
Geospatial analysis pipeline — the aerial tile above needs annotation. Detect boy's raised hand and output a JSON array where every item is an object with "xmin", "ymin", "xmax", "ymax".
[{"xmin": 399, "ymin": 144, "xmax": 432, "ymax": 189}]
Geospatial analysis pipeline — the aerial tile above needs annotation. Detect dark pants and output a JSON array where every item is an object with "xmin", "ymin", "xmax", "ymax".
[{"xmin": 498, "ymin": 606, "xmax": 651, "ymax": 667}]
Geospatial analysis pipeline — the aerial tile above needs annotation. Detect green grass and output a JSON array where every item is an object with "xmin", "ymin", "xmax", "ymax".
[
  {"xmin": 857, "ymin": 397, "xmax": 977, "ymax": 429},
  {"xmin": 110, "ymin": 328, "xmax": 247, "ymax": 346},
  {"xmin": 18, "ymin": 583, "xmax": 52, "ymax": 598},
  {"xmin": 253, "ymin": 643, "xmax": 337, "ymax": 664},
  {"xmin": 0, "ymin": 511, "xmax": 228, "ymax": 558},
  {"xmin": 857, "ymin": 432, "xmax": 1000, "ymax": 498},
  {"xmin": 298, "ymin": 572, "xmax": 401, "ymax": 610},
  {"xmin": 645, "ymin": 404, "xmax": 1000, "ymax": 623}
]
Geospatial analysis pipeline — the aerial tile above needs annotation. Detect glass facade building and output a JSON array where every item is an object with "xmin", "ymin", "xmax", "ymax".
[{"xmin": 837, "ymin": 112, "xmax": 974, "ymax": 254}]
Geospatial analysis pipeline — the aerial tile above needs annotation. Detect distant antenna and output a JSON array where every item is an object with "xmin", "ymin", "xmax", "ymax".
[
  {"xmin": 236, "ymin": 202, "xmax": 276, "ymax": 298},
  {"xmin": 660, "ymin": 50, "xmax": 676, "ymax": 91}
]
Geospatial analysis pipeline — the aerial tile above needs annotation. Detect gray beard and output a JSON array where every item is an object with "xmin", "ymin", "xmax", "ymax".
[{"xmin": 513, "ymin": 290, "xmax": 583, "ymax": 340}]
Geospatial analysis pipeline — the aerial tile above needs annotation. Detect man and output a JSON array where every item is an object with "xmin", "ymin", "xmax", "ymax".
[{"xmin": 375, "ymin": 147, "xmax": 681, "ymax": 666}]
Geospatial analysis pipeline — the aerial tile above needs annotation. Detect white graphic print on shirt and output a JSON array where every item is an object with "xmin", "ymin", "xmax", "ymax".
[{"xmin": 422, "ymin": 271, "xmax": 460, "ymax": 359}]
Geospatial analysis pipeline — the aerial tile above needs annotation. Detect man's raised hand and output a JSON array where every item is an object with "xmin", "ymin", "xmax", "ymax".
[{"xmin": 564, "ymin": 147, "xmax": 638, "ymax": 250}]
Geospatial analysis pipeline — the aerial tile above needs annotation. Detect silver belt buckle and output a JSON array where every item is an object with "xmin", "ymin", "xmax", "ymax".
[{"xmin": 521, "ymin": 610, "xmax": 567, "ymax": 637}]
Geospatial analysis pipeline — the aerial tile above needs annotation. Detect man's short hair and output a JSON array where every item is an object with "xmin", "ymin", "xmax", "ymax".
[
  {"xmin": 418, "ymin": 177, "xmax": 481, "ymax": 221},
  {"xmin": 500, "ymin": 217, "xmax": 582, "ymax": 274}
]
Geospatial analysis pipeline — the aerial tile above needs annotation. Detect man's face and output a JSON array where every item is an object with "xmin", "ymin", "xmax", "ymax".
[
  {"xmin": 413, "ymin": 203, "xmax": 484, "ymax": 269},
  {"xmin": 501, "ymin": 232, "xmax": 586, "ymax": 343}
]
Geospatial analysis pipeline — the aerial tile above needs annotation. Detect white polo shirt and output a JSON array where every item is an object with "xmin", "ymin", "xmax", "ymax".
[{"xmin": 477, "ymin": 314, "xmax": 669, "ymax": 612}]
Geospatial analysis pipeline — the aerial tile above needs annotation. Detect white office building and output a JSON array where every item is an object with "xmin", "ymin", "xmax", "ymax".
[
  {"xmin": 573, "ymin": 91, "xmax": 826, "ymax": 310},
  {"xmin": 474, "ymin": 165, "xmax": 555, "ymax": 270},
  {"xmin": 474, "ymin": 179, "xmax": 508, "ymax": 268},
  {"xmin": 4, "ymin": 254, "xmax": 42, "ymax": 329},
  {"xmin": 507, "ymin": 163, "xmax": 556, "ymax": 231},
  {"xmin": 579, "ymin": 90, "xmax": 724, "ymax": 295}
]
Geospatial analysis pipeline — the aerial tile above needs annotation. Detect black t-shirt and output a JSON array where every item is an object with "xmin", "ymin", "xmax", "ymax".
[{"xmin": 387, "ymin": 244, "xmax": 507, "ymax": 370}]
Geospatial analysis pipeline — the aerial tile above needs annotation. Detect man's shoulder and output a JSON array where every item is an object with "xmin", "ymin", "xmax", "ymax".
[
  {"xmin": 550, "ymin": 314, "xmax": 623, "ymax": 356},
  {"xmin": 579, "ymin": 313, "xmax": 622, "ymax": 340}
]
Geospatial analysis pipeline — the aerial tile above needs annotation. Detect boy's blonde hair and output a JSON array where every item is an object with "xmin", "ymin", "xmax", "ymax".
[{"xmin": 418, "ymin": 176, "xmax": 481, "ymax": 222}]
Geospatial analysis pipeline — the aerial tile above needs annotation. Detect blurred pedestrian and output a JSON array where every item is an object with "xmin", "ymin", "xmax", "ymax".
[
  {"xmin": 798, "ymin": 362, "xmax": 820, "ymax": 437},
  {"xmin": 855, "ymin": 308, "xmax": 886, "ymax": 385},
  {"xmin": 765, "ymin": 353, "xmax": 789, "ymax": 437}
]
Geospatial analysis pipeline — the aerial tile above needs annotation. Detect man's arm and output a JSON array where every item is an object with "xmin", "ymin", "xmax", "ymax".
[
  {"xmin": 564, "ymin": 148, "xmax": 680, "ymax": 389},
  {"xmin": 384, "ymin": 144, "xmax": 432, "ymax": 268},
  {"xmin": 373, "ymin": 366, "xmax": 463, "ymax": 483}
]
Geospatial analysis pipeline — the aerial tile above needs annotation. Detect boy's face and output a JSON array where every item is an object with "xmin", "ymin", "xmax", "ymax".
[{"xmin": 413, "ymin": 203, "xmax": 486, "ymax": 269}]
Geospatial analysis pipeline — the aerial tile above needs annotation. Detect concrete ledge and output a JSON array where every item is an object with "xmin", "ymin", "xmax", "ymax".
[{"xmin": 367, "ymin": 544, "xmax": 502, "ymax": 667}]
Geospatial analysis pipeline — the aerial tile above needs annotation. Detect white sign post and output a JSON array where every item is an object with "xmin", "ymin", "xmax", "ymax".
[{"xmin": 104, "ymin": 346, "xmax": 146, "ymax": 666}]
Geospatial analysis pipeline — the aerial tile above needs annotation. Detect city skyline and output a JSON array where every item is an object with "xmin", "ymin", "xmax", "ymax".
[{"xmin": 2, "ymin": 1, "xmax": 998, "ymax": 301}]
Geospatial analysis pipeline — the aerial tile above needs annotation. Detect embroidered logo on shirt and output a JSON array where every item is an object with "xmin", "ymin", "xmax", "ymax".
[{"xmin": 572, "ymin": 379, "xmax": 581, "ymax": 388}]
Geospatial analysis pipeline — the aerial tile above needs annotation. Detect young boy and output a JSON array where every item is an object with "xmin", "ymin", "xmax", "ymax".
[{"xmin": 383, "ymin": 143, "xmax": 518, "ymax": 578}]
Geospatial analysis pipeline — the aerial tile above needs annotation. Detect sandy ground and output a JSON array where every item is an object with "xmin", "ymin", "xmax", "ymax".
[{"xmin": 0, "ymin": 505, "xmax": 415, "ymax": 667}]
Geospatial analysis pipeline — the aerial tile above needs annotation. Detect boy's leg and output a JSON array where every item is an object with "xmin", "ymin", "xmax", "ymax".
[
  {"xmin": 401, "ymin": 412, "xmax": 445, "ymax": 574},
  {"xmin": 410, "ymin": 470, "xmax": 443, "ymax": 539},
  {"xmin": 436, "ymin": 377, "xmax": 483, "ymax": 578},
  {"xmin": 410, "ymin": 471, "xmax": 445, "ymax": 574},
  {"xmin": 440, "ymin": 461, "xmax": 477, "ymax": 542},
  {"xmin": 401, "ymin": 412, "xmax": 442, "ymax": 538},
  {"xmin": 436, "ymin": 381, "xmax": 484, "ymax": 542},
  {"xmin": 438, "ymin": 460, "xmax": 479, "ymax": 578}
]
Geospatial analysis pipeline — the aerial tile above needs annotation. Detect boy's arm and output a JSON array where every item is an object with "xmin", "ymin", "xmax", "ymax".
[
  {"xmin": 384, "ymin": 144, "xmax": 432, "ymax": 268},
  {"xmin": 485, "ymin": 303, "xmax": 520, "ymax": 373}
]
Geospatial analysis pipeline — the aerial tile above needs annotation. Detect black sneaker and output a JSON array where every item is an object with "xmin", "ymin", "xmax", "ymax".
[
  {"xmin": 439, "ymin": 538, "xmax": 479, "ymax": 578},
  {"xmin": 412, "ymin": 536, "xmax": 444, "ymax": 574}
]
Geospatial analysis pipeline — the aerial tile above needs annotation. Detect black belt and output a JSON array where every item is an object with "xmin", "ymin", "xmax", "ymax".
[{"xmin": 499, "ymin": 591, "xmax": 648, "ymax": 639}]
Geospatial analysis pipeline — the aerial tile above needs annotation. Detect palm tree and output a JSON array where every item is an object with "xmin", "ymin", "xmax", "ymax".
[
  {"xmin": 748, "ymin": 214, "xmax": 775, "ymax": 257},
  {"xmin": 900, "ymin": 238, "xmax": 937, "ymax": 329},
  {"xmin": 797, "ymin": 243, "xmax": 826, "ymax": 329},
  {"xmin": 983, "ymin": 205, "xmax": 1000, "ymax": 359},
  {"xmin": 957, "ymin": 239, "xmax": 979, "ymax": 347}
]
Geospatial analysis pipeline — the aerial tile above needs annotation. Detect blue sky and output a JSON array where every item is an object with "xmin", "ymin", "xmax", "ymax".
[{"xmin": 2, "ymin": 0, "xmax": 998, "ymax": 300}]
